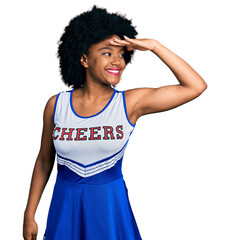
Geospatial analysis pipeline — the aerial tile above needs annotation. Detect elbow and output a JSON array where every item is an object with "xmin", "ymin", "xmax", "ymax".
[
  {"xmin": 186, "ymin": 81, "xmax": 208, "ymax": 100},
  {"xmin": 37, "ymin": 152, "xmax": 55, "ymax": 175},
  {"xmin": 194, "ymin": 81, "xmax": 208, "ymax": 97},
  {"xmin": 198, "ymin": 81, "xmax": 208, "ymax": 95}
]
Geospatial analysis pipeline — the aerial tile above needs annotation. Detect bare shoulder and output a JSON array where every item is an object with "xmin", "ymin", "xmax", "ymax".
[{"xmin": 43, "ymin": 94, "xmax": 59, "ymax": 122}]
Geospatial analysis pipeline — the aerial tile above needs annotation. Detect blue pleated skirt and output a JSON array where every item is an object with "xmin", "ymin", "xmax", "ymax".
[{"xmin": 43, "ymin": 163, "xmax": 142, "ymax": 240}]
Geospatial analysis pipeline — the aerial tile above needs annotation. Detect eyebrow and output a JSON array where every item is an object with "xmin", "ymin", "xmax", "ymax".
[{"xmin": 98, "ymin": 46, "xmax": 125, "ymax": 52}]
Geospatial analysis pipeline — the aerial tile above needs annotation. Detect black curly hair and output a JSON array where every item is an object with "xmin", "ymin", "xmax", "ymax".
[{"xmin": 57, "ymin": 5, "xmax": 138, "ymax": 89}]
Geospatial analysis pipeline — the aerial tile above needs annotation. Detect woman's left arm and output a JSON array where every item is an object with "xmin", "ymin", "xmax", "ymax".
[{"xmin": 111, "ymin": 36, "xmax": 207, "ymax": 118}]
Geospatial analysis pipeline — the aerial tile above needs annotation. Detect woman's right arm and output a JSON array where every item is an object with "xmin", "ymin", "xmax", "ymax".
[{"xmin": 23, "ymin": 95, "xmax": 57, "ymax": 240}]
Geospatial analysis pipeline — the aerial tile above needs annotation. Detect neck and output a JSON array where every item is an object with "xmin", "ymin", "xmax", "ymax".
[{"xmin": 79, "ymin": 81, "xmax": 114, "ymax": 100}]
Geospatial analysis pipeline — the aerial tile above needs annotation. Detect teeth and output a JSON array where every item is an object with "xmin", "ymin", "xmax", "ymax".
[{"xmin": 107, "ymin": 70, "xmax": 119, "ymax": 73}]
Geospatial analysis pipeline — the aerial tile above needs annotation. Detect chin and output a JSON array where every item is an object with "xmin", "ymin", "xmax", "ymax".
[{"xmin": 110, "ymin": 77, "xmax": 121, "ymax": 85}]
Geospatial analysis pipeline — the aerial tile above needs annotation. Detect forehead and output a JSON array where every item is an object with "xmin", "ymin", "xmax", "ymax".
[{"xmin": 89, "ymin": 35, "xmax": 124, "ymax": 51}]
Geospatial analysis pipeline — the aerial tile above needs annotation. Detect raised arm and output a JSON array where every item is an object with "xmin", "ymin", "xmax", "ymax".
[
  {"xmin": 110, "ymin": 36, "xmax": 207, "ymax": 122},
  {"xmin": 23, "ymin": 95, "xmax": 57, "ymax": 240}
]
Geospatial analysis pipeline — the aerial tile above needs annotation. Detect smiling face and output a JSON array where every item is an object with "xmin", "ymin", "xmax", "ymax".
[{"xmin": 80, "ymin": 35, "xmax": 126, "ymax": 87}]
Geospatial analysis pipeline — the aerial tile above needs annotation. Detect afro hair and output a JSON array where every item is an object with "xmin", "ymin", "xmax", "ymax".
[{"xmin": 57, "ymin": 5, "xmax": 138, "ymax": 89}]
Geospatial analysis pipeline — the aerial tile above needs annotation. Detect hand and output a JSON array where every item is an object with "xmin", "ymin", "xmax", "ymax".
[
  {"xmin": 110, "ymin": 36, "xmax": 157, "ymax": 51},
  {"xmin": 23, "ymin": 217, "xmax": 38, "ymax": 240}
]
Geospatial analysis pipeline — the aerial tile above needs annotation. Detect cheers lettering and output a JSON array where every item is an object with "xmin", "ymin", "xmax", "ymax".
[{"xmin": 53, "ymin": 125, "xmax": 124, "ymax": 141}]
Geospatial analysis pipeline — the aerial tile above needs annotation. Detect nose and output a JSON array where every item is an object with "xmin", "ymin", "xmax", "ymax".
[{"xmin": 111, "ymin": 55, "xmax": 121, "ymax": 66}]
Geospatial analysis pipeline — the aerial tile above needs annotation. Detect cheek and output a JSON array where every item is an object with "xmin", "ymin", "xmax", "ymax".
[
  {"xmin": 120, "ymin": 60, "xmax": 126, "ymax": 72},
  {"xmin": 88, "ymin": 58, "xmax": 108, "ymax": 78},
  {"xmin": 90, "ymin": 57, "xmax": 106, "ymax": 70},
  {"xmin": 90, "ymin": 58, "xmax": 99, "ymax": 68},
  {"xmin": 122, "ymin": 60, "xmax": 126, "ymax": 69}
]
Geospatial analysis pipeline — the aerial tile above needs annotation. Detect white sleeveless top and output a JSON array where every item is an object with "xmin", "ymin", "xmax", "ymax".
[{"xmin": 52, "ymin": 88, "xmax": 135, "ymax": 178}]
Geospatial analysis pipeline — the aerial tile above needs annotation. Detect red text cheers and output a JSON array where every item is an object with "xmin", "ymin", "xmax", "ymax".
[{"xmin": 53, "ymin": 125, "xmax": 124, "ymax": 141}]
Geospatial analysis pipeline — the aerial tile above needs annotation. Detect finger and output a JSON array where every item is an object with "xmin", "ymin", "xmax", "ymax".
[
  {"xmin": 123, "ymin": 35, "xmax": 136, "ymax": 42},
  {"xmin": 32, "ymin": 232, "xmax": 37, "ymax": 240},
  {"xmin": 125, "ymin": 36, "xmax": 150, "ymax": 51},
  {"xmin": 32, "ymin": 235, "xmax": 37, "ymax": 240},
  {"xmin": 109, "ymin": 40, "xmax": 122, "ymax": 45},
  {"xmin": 124, "ymin": 36, "xmax": 147, "ymax": 46},
  {"xmin": 23, "ymin": 233, "xmax": 32, "ymax": 240},
  {"xmin": 124, "ymin": 36, "xmax": 141, "ymax": 45},
  {"xmin": 109, "ymin": 40, "xmax": 131, "ymax": 47},
  {"xmin": 112, "ymin": 38, "xmax": 131, "ymax": 45}
]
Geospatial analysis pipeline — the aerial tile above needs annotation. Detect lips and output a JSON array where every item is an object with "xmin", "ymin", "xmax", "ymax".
[{"xmin": 105, "ymin": 68, "xmax": 121, "ymax": 76}]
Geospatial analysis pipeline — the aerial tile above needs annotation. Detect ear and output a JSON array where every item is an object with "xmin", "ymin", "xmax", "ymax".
[{"xmin": 80, "ymin": 54, "xmax": 88, "ymax": 68}]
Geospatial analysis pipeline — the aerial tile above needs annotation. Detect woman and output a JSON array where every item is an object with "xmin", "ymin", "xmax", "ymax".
[{"xmin": 23, "ymin": 6, "xmax": 207, "ymax": 240}]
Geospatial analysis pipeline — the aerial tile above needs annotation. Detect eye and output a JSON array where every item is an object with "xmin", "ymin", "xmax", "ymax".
[
  {"xmin": 120, "ymin": 53, "xmax": 125, "ymax": 58},
  {"xmin": 103, "ymin": 52, "xmax": 111, "ymax": 56}
]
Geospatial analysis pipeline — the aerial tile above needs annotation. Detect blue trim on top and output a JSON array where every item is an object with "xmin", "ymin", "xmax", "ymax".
[
  {"xmin": 53, "ymin": 92, "xmax": 61, "ymax": 124},
  {"xmin": 58, "ymin": 155, "xmax": 123, "ymax": 176},
  {"xmin": 70, "ymin": 88, "xmax": 117, "ymax": 118},
  {"xmin": 122, "ymin": 91, "xmax": 136, "ymax": 128}
]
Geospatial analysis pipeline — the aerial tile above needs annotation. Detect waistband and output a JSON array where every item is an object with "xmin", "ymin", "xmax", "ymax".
[{"xmin": 57, "ymin": 158, "xmax": 123, "ymax": 185}]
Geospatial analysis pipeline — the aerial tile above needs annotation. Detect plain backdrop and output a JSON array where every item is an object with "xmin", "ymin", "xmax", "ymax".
[{"xmin": 1, "ymin": 0, "xmax": 229, "ymax": 239}]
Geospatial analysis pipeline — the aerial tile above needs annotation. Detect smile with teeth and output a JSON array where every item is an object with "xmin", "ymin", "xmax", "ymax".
[{"xmin": 106, "ymin": 69, "xmax": 121, "ymax": 76}]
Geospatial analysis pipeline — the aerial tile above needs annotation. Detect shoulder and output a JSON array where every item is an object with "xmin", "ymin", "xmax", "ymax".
[
  {"xmin": 123, "ymin": 87, "xmax": 158, "ymax": 119},
  {"xmin": 122, "ymin": 88, "xmax": 147, "ymax": 122},
  {"xmin": 44, "ymin": 94, "xmax": 58, "ymax": 113},
  {"xmin": 44, "ymin": 90, "xmax": 71, "ymax": 112},
  {"xmin": 43, "ymin": 93, "xmax": 61, "ymax": 124},
  {"xmin": 44, "ymin": 90, "xmax": 72, "ymax": 121}
]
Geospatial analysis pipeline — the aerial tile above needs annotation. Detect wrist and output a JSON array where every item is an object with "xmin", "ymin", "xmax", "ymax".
[
  {"xmin": 150, "ymin": 39, "xmax": 160, "ymax": 52},
  {"xmin": 24, "ymin": 209, "xmax": 35, "ymax": 220}
]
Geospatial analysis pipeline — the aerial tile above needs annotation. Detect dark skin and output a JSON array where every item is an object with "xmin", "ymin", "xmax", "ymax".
[
  {"xmin": 23, "ymin": 96, "xmax": 56, "ymax": 240},
  {"xmin": 23, "ymin": 35, "xmax": 207, "ymax": 239}
]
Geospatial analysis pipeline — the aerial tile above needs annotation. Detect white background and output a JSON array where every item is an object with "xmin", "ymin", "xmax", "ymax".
[{"xmin": 1, "ymin": 0, "xmax": 230, "ymax": 239}]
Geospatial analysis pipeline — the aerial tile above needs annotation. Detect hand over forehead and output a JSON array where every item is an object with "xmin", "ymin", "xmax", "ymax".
[{"xmin": 110, "ymin": 36, "xmax": 154, "ymax": 51}]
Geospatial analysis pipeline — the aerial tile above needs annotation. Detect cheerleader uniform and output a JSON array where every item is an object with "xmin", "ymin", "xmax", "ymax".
[{"xmin": 43, "ymin": 88, "xmax": 142, "ymax": 240}]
